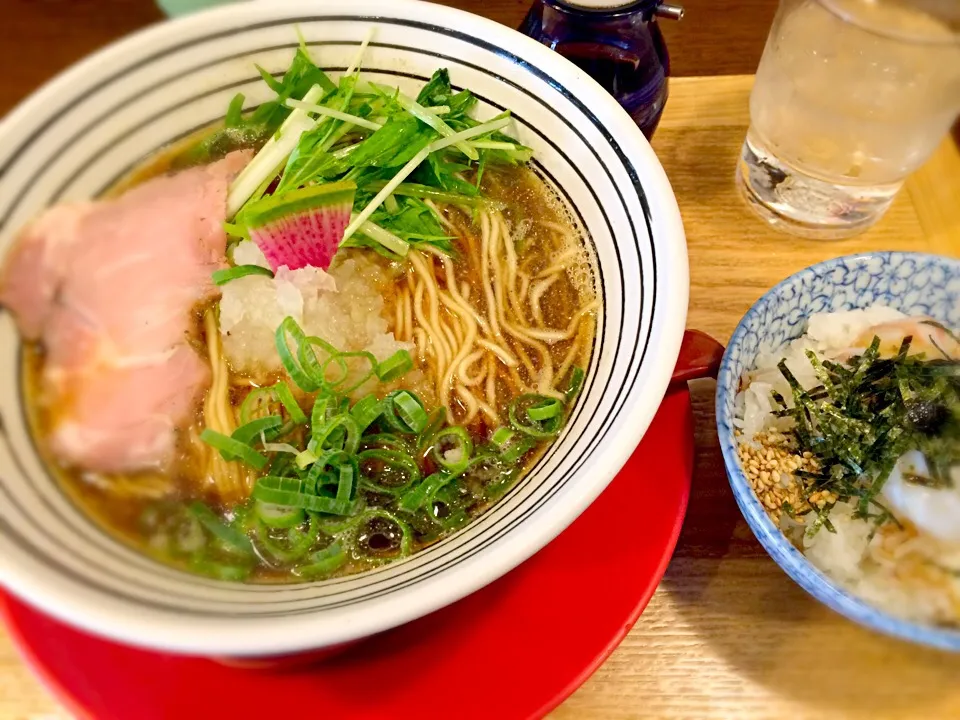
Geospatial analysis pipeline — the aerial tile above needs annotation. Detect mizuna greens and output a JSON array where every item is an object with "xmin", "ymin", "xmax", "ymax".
[{"xmin": 204, "ymin": 35, "xmax": 532, "ymax": 267}]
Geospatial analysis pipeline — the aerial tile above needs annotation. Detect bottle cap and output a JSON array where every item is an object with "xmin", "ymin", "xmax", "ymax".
[{"xmin": 557, "ymin": 0, "xmax": 641, "ymax": 7}]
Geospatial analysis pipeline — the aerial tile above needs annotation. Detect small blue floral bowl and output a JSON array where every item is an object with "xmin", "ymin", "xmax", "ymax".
[{"xmin": 716, "ymin": 251, "xmax": 960, "ymax": 652}]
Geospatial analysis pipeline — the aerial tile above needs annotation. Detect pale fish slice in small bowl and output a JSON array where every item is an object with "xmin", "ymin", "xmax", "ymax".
[{"xmin": 717, "ymin": 252, "xmax": 960, "ymax": 651}]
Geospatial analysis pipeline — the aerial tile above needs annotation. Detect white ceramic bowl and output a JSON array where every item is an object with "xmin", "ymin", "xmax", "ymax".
[{"xmin": 0, "ymin": 0, "xmax": 687, "ymax": 656}]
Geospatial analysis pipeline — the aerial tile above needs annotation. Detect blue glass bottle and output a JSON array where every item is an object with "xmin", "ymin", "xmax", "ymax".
[{"xmin": 520, "ymin": 0, "xmax": 683, "ymax": 139}]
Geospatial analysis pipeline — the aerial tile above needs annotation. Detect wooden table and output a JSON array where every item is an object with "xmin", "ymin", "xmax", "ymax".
[{"xmin": 2, "ymin": 3, "xmax": 960, "ymax": 719}]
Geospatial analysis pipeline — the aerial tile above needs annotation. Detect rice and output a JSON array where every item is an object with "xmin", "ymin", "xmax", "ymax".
[
  {"xmin": 736, "ymin": 304, "xmax": 960, "ymax": 626},
  {"xmin": 219, "ymin": 242, "xmax": 413, "ymax": 389}
]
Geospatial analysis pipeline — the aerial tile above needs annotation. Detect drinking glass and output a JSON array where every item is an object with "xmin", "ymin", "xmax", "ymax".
[
  {"xmin": 737, "ymin": 0, "xmax": 960, "ymax": 240},
  {"xmin": 156, "ymin": 0, "xmax": 240, "ymax": 16}
]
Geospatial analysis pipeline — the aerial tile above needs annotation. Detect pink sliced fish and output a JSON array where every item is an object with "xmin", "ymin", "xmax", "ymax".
[{"xmin": 0, "ymin": 151, "xmax": 251, "ymax": 472}]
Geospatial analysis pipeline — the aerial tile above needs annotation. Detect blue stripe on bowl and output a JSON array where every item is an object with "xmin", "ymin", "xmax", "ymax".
[{"xmin": 716, "ymin": 251, "xmax": 960, "ymax": 652}]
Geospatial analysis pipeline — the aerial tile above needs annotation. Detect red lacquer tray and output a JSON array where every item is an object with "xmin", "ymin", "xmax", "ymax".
[{"xmin": 3, "ymin": 328, "xmax": 718, "ymax": 720}]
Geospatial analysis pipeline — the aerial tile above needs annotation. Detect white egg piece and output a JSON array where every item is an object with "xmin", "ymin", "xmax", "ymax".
[{"xmin": 882, "ymin": 450, "xmax": 960, "ymax": 543}]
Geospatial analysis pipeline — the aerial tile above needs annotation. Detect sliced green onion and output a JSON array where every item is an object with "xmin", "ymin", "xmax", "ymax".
[
  {"xmin": 306, "ymin": 451, "xmax": 357, "ymax": 501},
  {"xmin": 262, "ymin": 442, "xmax": 300, "ymax": 454},
  {"xmin": 212, "ymin": 264, "xmax": 274, "ymax": 286},
  {"xmin": 252, "ymin": 477, "xmax": 352, "ymax": 515},
  {"xmin": 491, "ymin": 427, "xmax": 516, "ymax": 448},
  {"xmin": 272, "ymin": 381, "xmax": 307, "ymax": 424},
  {"xmin": 189, "ymin": 558, "xmax": 253, "ymax": 581},
  {"xmin": 377, "ymin": 349, "xmax": 413, "ymax": 382},
  {"xmin": 336, "ymin": 462, "xmax": 356, "ymax": 504},
  {"xmin": 200, "ymin": 429, "xmax": 268, "ymax": 470},
  {"xmin": 188, "ymin": 502, "xmax": 254, "ymax": 556},
  {"xmin": 502, "ymin": 437, "xmax": 536, "ymax": 464},
  {"xmin": 417, "ymin": 407, "xmax": 447, "ymax": 450},
  {"xmin": 297, "ymin": 543, "xmax": 347, "ymax": 578},
  {"xmin": 311, "ymin": 394, "xmax": 333, "ymax": 430},
  {"xmin": 306, "ymin": 465, "xmax": 336, "ymax": 493},
  {"xmin": 363, "ymin": 433, "xmax": 413, "ymax": 453},
  {"xmin": 430, "ymin": 426, "xmax": 473, "ymax": 473},
  {"xmin": 350, "ymin": 395, "xmax": 383, "ymax": 433},
  {"xmin": 231, "ymin": 415, "xmax": 283, "ymax": 445},
  {"xmin": 255, "ymin": 514, "xmax": 318, "ymax": 562},
  {"xmin": 352, "ymin": 509, "xmax": 414, "ymax": 557},
  {"xmin": 166, "ymin": 512, "xmax": 206, "ymax": 554},
  {"xmin": 255, "ymin": 475, "xmax": 313, "ymax": 494},
  {"xmin": 400, "ymin": 472, "xmax": 453, "ymax": 512},
  {"xmin": 297, "ymin": 334, "xmax": 339, "ymax": 389},
  {"xmin": 312, "ymin": 415, "xmax": 361, "ymax": 455},
  {"xmin": 508, "ymin": 394, "xmax": 564, "ymax": 439},
  {"xmin": 295, "ymin": 449, "xmax": 318, "ymax": 470},
  {"xmin": 565, "ymin": 367, "xmax": 585, "ymax": 403},
  {"xmin": 526, "ymin": 398, "xmax": 563, "ymax": 422},
  {"xmin": 317, "ymin": 353, "xmax": 349, "ymax": 389},
  {"xmin": 358, "ymin": 449, "xmax": 421, "ymax": 490},
  {"xmin": 254, "ymin": 501, "xmax": 305, "ymax": 529},
  {"xmin": 276, "ymin": 317, "xmax": 320, "ymax": 392},
  {"xmin": 332, "ymin": 351, "xmax": 378, "ymax": 393},
  {"xmin": 383, "ymin": 391, "xmax": 428, "ymax": 434},
  {"xmin": 240, "ymin": 386, "xmax": 277, "ymax": 425}
]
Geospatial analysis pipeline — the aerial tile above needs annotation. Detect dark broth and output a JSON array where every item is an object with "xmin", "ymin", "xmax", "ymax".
[{"xmin": 23, "ymin": 133, "xmax": 598, "ymax": 583}]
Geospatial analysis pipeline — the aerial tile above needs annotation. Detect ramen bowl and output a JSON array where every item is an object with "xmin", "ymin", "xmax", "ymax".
[{"xmin": 0, "ymin": 0, "xmax": 687, "ymax": 657}]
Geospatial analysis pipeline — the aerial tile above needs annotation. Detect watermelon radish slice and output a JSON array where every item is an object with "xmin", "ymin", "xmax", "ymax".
[{"xmin": 243, "ymin": 181, "xmax": 356, "ymax": 271}]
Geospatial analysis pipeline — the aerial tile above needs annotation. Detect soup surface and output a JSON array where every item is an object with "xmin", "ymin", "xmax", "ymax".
[{"xmin": 5, "ymin": 41, "xmax": 598, "ymax": 583}]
